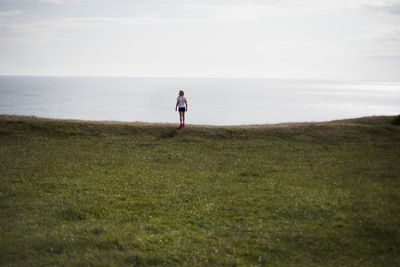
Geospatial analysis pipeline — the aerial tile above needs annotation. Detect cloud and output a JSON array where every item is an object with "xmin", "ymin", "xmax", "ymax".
[
  {"xmin": 39, "ymin": 0, "xmax": 63, "ymax": 3},
  {"xmin": 0, "ymin": 0, "xmax": 32, "ymax": 2},
  {"xmin": 360, "ymin": 0, "xmax": 400, "ymax": 8},
  {"xmin": 366, "ymin": 55, "xmax": 400, "ymax": 60},
  {"xmin": 351, "ymin": 0, "xmax": 400, "ymax": 15},
  {"xmin": 187, "ymin": 1, "xmax": 400, "ymax": 19},
  {"xmin": 387, "ymin": 4, "xmax": 400, "ymax": 13},
  {"xmin": 354, "ymin": 25, "xmax": 400, "ymax": 43},
  {"xmin": 37, "ymin": 16, "xmax": 198, "ymax": 27},
  {"xmin": 0, "ymin": 15, "xmax": 199, "ymax": 43},
  {"xmin": 0, "ymin": 0, "xmax": 64, "ymax": 2},
  {"xmin": 0, "ymin": 9, "xmax": 23, "ymax": 23},
  {"xmin": 211, "ymin": 4, "xmax": 284, "ymax": 20},
  {"xmin": 283, "ymin": 0, "xmax": 400, "ymax": 14},
  {"xmin": 0, "ymin": 9, "xmax": 23, "ymax": 17},
  {"xmin": 346, "ymin": 25, "xmax": 400, "ymax": 59},
  {"xmin": 187, "ymin": 3, "xmax": 285, "ymax": 20}
]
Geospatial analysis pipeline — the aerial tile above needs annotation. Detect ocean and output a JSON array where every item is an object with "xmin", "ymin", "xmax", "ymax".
[{"xmin": 0, "ymin": 76, "xmax": 399, "ymax": 125}]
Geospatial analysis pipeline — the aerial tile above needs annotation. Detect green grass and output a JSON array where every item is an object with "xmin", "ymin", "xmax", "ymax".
[{"xmin": 1, "ymin": 115, "xmax": 399, "ymax": 266}]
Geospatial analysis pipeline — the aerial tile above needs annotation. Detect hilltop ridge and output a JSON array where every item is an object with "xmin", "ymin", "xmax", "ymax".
[{"xmin": 0, "ymin": 114, "xmax": 397, "ymax": 141}]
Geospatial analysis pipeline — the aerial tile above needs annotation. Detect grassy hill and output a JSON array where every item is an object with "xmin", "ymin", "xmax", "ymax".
[{"xmin": 1, "ymin": 115, "xmax": 399, "ymax": 266}]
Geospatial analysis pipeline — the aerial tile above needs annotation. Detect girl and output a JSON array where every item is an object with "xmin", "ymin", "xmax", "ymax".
[{"xmin": 175, "ymin": 90, "xmax": 188, "ymax": 127}]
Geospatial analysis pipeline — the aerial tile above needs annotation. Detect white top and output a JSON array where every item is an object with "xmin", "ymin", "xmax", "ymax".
[{"xmin": 177, "ymin": 96, "xmax": 186, "ymax": 108}]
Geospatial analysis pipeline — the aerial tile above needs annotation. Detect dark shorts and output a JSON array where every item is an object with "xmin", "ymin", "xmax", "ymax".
[{"xmin": 178, "ymin": 107, "xmax": 186, "ymax": 112}]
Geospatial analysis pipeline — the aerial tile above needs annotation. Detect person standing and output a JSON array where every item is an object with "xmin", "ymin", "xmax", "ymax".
[{"xmin": 175, "ymin": 90, "xmax": 188, "ymax": 127}]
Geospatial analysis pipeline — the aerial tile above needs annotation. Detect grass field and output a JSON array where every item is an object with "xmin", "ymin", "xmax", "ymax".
[{"xmin": 1, "ymin": 115, "xmax": 399, "ymax": 266}]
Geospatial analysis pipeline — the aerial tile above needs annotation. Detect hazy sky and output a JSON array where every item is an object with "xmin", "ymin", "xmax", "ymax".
[{"xmin": 0, "ymin": 0, "xmax": 399, "ymax": 80}]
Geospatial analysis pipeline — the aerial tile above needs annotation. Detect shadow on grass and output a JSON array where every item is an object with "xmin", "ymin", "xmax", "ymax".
[{"xmin": 159, "ymin": 128, "xmax": 182, "ymax": 139}]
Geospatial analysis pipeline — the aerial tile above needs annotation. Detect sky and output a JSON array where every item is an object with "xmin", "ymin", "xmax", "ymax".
[{"xmin": 0, "ymin": 0, "xmax": 399, "ymax": 80}]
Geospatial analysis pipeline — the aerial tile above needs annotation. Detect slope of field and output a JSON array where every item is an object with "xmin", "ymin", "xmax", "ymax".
[{"xmin": 1, "ymin": 115, "xmax": 399, "ymax": 265}]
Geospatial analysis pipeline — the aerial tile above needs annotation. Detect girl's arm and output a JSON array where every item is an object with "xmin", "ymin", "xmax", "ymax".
[
  {"xmin": 185, "ymin": 99, "xmax": 188, "ymax": 111},
  {"xmin": 175, "ymin": 100, "xmax": 179, "ymax": 111}
]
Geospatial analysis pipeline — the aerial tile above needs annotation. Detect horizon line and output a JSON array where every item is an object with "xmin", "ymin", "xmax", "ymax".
[{"xmin": 0, "ymin": 74, "xmax": 399, "ymax": 83}]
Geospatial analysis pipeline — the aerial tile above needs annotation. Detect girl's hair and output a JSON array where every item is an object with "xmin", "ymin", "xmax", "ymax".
[{"xmin": 179, "ymin": 90, "xmax": 184, "ymax": 96}]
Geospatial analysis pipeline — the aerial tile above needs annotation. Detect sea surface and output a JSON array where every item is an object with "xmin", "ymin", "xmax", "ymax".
[{"xmin": 0, "ymin": 76, "xmax": 399, "ymax": 125}]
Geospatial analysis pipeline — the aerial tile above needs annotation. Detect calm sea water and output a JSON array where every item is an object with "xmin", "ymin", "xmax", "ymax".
[{"xmin": 0, "ymin": 76, "xmax": 399, "ymax": 125}]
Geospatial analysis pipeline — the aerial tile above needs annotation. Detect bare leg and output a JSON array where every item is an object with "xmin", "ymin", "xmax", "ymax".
[
  {"xmin": 179, "ymin": 111, "xmax": 184, "ymax": 125},
  {"xmin": 182, "ymin": 111, "xmax": 185, "ymax": 125}
]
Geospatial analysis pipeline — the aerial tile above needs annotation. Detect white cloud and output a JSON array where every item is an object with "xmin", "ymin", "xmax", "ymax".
[
  {"xmin": 1, "ymin": 0, "xmax": 399, "ymax": 79},
  {"xmin": 0, "ymin": 9, "xmax": 23, "ymax": 17},
  {"xmin": 0, "ymin": 0, "xmax": 32, "ymax": 2},
  {"xmin": 188, "ymin": 3, "xmax": 285, "ymax": 20},
  {"xmin": 3, "ymin": 15, "xmax": 196, "ymax": 31},
  {"xmin": 296, "ymin": 0, "xmax": 400, "ymax": 12},
  {"xmin": 58, "ymin": 16, "xmax": 196, "ymax": 25},
  {"xmin": 350, "ymin": 25, "xmax": 400, "ymax": 44},
  {"xmin": 0, "ymin": 15, "xmax": 200, "ymax": 44},
  {"xmin": 39, "ymin": 0, "xmax": 63, "ymax": 3},
  {"xmin": 211, "ymin": 4, "xmax": 284, "ymax": 20},
  {"xmin": 187, "ymin": 1, "xmax": 400, "ymax": 19},
  {"xmin": 0, "ymin": 9, "xmax": 23, "ymax": 24},
  {"xmin": 359, "ymin": 0, "xmax": 400, "ymax": 7}
]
